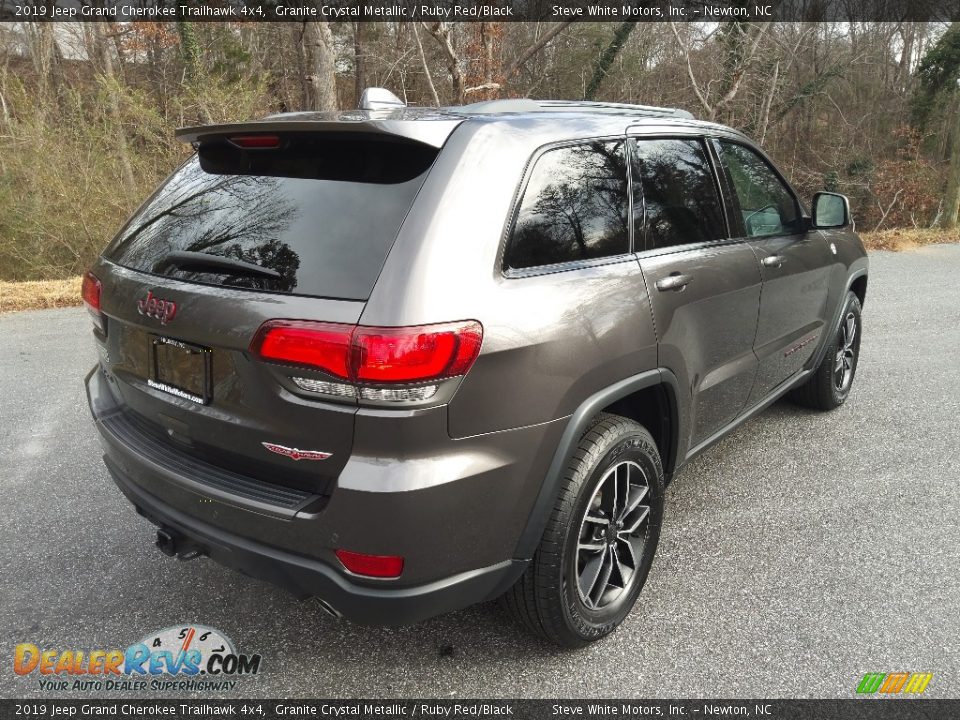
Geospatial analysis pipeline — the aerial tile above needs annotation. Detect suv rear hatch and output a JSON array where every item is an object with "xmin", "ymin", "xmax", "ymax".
[{"xmin": 91, "ymin": 119, "xmax": 458, "ymax": 499}]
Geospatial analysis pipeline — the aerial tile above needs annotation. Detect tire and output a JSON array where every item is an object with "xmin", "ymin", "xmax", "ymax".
[
  {"xmin": 791, "ymin": 291, "xmax": 862, "ymax": 411},
  {"xmin": 500, "ymin": 413, "xmax": 664, "ymax": 647}
]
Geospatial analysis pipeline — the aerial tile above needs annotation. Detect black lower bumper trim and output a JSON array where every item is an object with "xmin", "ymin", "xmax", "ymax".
[{"xmin": 104, "ymin": 455, "xmax": 525, "ymax": 626}]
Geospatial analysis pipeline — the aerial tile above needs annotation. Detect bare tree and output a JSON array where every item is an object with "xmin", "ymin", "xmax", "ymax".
[
  {"xmin": 424, "ymin": 22, "xmax": 465, "ymax": 104},
  {"xmin": 352, "ymin": 22, "xmax": 365, "ymax": 104},
  {"xmin": 24, "ymin": 21, "xmax": 63, "ymax": 102},
  {"xmin": 412, "ymin": 23, "xmax": 440, "ymax": 106},
  {"xmin": 89, "ymin": 23, "xmax": 134, "ymax": 189},
  {"xmin": 500, "ymin": 21, "xmax": 574, "ymax": 90},
  {"xmin": 670, "ymin": 22, "xmax": 770, "ymax": 122},
  {"xmin": 297, "ymin": 21, "xmax": 338, "ymax": 112},
  {"xmin": 584, "ymin": 22, "xmax": 635, "ymax": 101}
]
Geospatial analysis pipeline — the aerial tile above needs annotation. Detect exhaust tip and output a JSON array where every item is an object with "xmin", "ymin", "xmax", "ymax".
[
  {"xmin": 155, "ymin": 529, "xmax": 177, "ymax": 557},
  {"xmin": 315, "ymin": 598, "xmax": 342, "ymax": 619}
]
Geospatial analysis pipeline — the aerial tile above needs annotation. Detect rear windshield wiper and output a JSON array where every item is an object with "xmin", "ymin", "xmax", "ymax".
[{"xmin": 155, "ymin": 251, "xmax": 282, "ymax": 280}]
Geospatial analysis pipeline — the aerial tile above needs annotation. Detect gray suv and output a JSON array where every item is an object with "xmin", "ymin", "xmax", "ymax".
[{"xmin": 84, "ymin": 92, "xmax": 868, "ymax": 647}]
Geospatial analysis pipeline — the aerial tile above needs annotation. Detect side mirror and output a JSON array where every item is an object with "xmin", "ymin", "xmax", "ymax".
[{"xmin": 812, "ymin": 192, "xmax": 850, "ymax": 229}]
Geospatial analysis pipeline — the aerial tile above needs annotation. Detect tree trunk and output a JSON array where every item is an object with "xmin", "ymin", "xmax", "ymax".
[
  {"xmin": 425, "ymin": 23, "xmax": 464, "ymax": 104},
  {"xmin": 92, "ymin": 24, "xmax": 135, "ymax": 191},
  {"xmin": 937, "ymin": 92, "xmax": 960, "ymax": 230},
  {"xmin": 176, "ymin": 21, "xmax": 202, "ymax": 82},
  {"xmin": 300, "ymin": 21, "xmax": 338, "ymax": 112},
  {"xmin": 353, "ymin": 22, "xmax": 365, "ymax": 106},
  {"xmin": 480, "ymin": 22, "xmax": 496, "ymax": 98},
  {"xmin": 584, "ymin": 22, "xmax": 635, "ymax": 101},
  {"xmin": 27, "ymin": 21, "xmax": 63, "ymax": 103},
  {"xmin": 412, "ymin": 22, "xmax": 441, "ymax": 106}
]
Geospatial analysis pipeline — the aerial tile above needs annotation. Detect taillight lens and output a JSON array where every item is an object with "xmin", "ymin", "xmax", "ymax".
[
  {"xmin": 353, "ymin": 322, "xmax": 483, "ymax": 383},
  {"xmin": 335, "ymin": 549, "xmax": 404, "ymax": 578},
  {"xmin": 253, "ymin": 321, "xmax": 353, "ymax": 379},
  {"xmin": 81, "ymin": 271, "xmax": 104, "ymax": 332},
  {"xmin": 250, "ymin": 320, "xmax": 483, "ymax": 388}
]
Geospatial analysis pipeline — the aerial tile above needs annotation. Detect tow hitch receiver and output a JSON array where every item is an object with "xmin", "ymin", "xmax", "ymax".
[{"xmin": 155, "ymin": 529, "xmax": 205, "ymax": 561}]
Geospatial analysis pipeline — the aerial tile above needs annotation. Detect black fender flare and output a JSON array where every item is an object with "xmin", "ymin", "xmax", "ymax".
[
  {"xmin": 512, "ymin": 368, "xmax": 681, "ymax": 560},
  {"xmin": 807, "ymin": 268, "xmax": 869, "ymax": 373}
]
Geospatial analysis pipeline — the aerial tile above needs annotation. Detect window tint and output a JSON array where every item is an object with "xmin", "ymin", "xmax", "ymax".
[
  {"xmin": 717, "ymin": 141, "xmax": 802, "ymax": 238},
  {"xmin": 504, "ymin": 141, "xmax": 629, "ymax": 270},
  {"xmin": 631, "ymin": 138, "xmax": 726, "ymax": 250},
  {"xmin": 105, "ymin": 136, "xmax": 437, "ymax": 300}
]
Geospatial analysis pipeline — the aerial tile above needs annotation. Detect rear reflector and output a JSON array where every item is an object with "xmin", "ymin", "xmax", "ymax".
[
  {"xmin": 335, "ymin": 549, "xmax": 404, "ymax": 578},
  {"xmin": 81, "ymin": 271, "xmax": 104, "ymax": 332},
  {"xmin": 228, "ymin": 134, "xmax": 281, "ymax": 149},
  {"xmin": 251, "ymin": 320, "xmax": 483, "ymax": 388}
]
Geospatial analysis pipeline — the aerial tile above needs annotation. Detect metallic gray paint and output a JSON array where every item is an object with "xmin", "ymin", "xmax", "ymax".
[{"xmin": 87, "ymin": 104, "xmax": 869, "ymax": 621}]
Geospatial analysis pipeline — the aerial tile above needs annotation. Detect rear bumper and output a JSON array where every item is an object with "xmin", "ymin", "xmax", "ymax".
[
  {"xmin": 86, "ymin": 366, "xmax": 560, "ymax": 625},
  {"xmin": 105, "ymin": 452, "xmax": 522, "ymax": 625}
]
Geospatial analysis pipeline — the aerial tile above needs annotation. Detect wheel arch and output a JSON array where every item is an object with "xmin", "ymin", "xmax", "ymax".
[
  {"xmin": 850, "ymin": 273, "xmax": 868, "ymax": 308},
  {"xmin": 807, "ymin": 268, "xmax": 868, "ymax": 375},
  {"xmin": 512, "ymin": 369, "xmax": 681, "ymax": 560}
]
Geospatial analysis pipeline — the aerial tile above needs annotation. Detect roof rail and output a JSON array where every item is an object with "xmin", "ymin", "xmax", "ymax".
[{"xmin": 451, "ymin": 98, "xmax": 695, "ymax": 120}]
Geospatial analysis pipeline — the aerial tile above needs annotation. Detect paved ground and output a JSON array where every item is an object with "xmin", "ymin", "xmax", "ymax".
[{"xmin": 1, "ymin": 245, "xmax": 958, "ymax": 700}]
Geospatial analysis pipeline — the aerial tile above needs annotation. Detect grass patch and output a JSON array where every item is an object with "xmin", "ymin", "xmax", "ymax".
[
  {"xmin": 860, "ymin": 227, "xmax": 960, "ymax": 252},
  {"xmin": 0, "ymin": 276, "xmax": 82, "ymax": 314}
]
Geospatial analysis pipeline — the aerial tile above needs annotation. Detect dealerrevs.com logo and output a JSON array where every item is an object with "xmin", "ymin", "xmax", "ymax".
[{"xmin": 14, "ymin": 625, "xmax": 261, "ymax": 692}]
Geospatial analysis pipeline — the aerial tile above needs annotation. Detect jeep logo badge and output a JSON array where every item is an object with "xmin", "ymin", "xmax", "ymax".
[{"xmin": 137, "ymin": 290, "xmax": 177, "ymax": 325}]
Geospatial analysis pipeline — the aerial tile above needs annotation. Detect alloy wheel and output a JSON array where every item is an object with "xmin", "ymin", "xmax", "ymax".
[
  {"xmin": 834, "ymin": 311, "xmax": 858, "ymax": 392},
  {"xmin": 575, "ymin": 460, "xmax": 651, "ymax": 610}
]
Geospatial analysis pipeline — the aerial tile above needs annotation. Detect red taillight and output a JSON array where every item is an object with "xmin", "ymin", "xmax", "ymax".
[
  {"xmin": 253, "ymin": 321, "xmax": 353, "ymax": 379},
  {"xmin": 353, "ymin": 322, "xmax": 483, "ymax": 383},
  {"xmin": 335, "ymin": 549, "xmax": 404, "ymax": 578},
  {"xmin": 81, "ymin": 271, "xmax": 104, "ymax": 332},
  {"xmin": 250, "ymin": 320, "xmax": 483, "ymax": 386},
  {"xmin": 228, "ymin": 134, "xmax": 280, "ymax": 149}
]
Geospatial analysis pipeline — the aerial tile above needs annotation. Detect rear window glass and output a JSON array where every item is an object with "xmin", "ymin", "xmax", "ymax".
[
  {"xmin": 504, "ymin": 140, "xmax": 629, "ymax": 270},
  {"xmin": 105, "ymin": 135, "xmax": 437, "ymax": 300}
]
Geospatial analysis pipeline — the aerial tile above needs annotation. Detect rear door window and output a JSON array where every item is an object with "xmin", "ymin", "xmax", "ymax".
[
  {"xmin": 105, "ymin": 135, "xmax": 437, "ymax": 300},
  {"xmin": 630, "ymin": 138, "xmax": 726, "ymax": 251},
  {"xmin": 504, "ymin": 140, "xmax": 629, "ymax": 270}
]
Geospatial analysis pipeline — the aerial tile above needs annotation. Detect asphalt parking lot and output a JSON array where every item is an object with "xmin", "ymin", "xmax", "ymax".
[{"xmin": 1, "ymin": 245, "xmax": 958, "ymax": 699}]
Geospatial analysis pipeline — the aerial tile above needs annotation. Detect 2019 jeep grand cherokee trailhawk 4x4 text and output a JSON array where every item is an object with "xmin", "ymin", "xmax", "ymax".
[{"xmin": 84, "ymin": 92, "xmax": 868, "ymax": 647}]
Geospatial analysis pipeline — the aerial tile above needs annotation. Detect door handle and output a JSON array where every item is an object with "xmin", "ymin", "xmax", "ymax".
[
  {"xmin": 655, "ymin": 273, "xmax": 692, "ymax": 292},
  {"xmin": 762, "ymin": 254, "xmax": 784, "ymax": 268}
]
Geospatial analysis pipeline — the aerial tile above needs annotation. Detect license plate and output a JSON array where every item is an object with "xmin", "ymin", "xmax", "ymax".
[{"xmin": 148, "ymin": 336, "xmax": 211, "ymax": 404}]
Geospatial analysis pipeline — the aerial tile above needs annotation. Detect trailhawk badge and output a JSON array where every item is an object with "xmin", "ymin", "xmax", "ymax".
[{"xmin": 261, "ymin": 442, "xmax": 332, "ymax": 461}]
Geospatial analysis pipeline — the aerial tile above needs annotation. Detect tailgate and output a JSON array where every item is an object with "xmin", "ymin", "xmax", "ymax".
[{"xmin": 95, "ymin": 262, "xmax": 363, "ymax": 495}]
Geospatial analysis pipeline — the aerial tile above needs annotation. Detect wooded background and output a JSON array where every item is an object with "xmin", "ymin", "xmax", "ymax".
[{"xmin": 0, "ymin": 20, "xmax": 958, "ymax": 281}]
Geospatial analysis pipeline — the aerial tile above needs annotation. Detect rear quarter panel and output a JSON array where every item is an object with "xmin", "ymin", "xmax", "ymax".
[{"xmin": 360, "ymin": 119, "xmax": 659, "ymax": 438}]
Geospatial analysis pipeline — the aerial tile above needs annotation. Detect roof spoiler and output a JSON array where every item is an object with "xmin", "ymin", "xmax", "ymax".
[{"xmin": 176, "ymin": 114, "xmax": 461, "ymax": 149}]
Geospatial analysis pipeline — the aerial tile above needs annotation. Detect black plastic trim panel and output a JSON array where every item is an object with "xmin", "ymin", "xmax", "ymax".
[{"xmin": 100, "ymin": 409, "xmax": 316, "ymax": 512}]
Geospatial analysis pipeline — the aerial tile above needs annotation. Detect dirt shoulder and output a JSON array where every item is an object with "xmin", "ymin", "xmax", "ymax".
[{"xmin": 0, "ymin": 277, "xmax": 83, "ymax": 314}]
